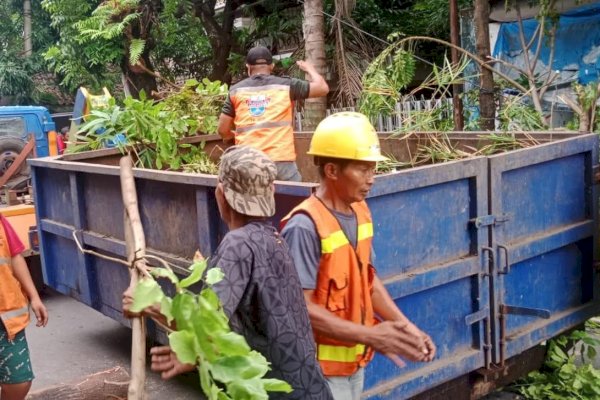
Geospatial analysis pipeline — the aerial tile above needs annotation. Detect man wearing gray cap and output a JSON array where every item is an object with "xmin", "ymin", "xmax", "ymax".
[
  {"xmin": 148, "ymin": 146, "xmax": 333, "ymax": 399},
  {"xmin": 217, "ymin": 46, "xmax": 329, "ymax": 182}
]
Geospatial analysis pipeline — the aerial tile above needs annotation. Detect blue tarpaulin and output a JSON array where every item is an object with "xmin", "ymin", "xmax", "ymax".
[{"xmin": 493, "ymin": 2, "xmax": 600, "ymax": 84}]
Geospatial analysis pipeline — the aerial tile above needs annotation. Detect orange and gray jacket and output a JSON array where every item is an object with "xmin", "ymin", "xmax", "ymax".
[
  {"xmin": 281, "ymin": 195, "xmax": 376, "ymax": 376},
  {"xmin": 0, "ymin": 223, "xmax": 29, "ymax": 340},
  {"xmin": 222, "ymin": 74, "xmax": 309, "ymax": 162}
]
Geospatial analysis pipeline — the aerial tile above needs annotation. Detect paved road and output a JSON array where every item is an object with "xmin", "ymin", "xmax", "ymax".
[
  {"xmin": 25, "ymin": 289, "xmax": 521, "ymax": 399},
  {"xmin": 26, "ymin": 289, "xmax": 201, "ymax": 400}
]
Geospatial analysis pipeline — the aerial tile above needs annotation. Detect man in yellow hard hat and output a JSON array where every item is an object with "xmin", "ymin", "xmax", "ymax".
[{"xmin": 281, "ymin": 112, "xmax": 436, "ymax": 400}]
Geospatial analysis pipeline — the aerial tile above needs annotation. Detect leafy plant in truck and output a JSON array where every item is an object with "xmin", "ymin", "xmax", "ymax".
[
  {"xmin": 509, "ymin": 320, "xmax": 600, "ymax": 399},
  {"xmin": 129, "ymin": 258, "xmax": 292, "ymax": 400},
  {"xmin": 72, "ymin": 91, "xmax": 220, "ymax": 172},
  {"xmin": 160, "ymin": 78, "xmax": 229, "ymax": 135}
]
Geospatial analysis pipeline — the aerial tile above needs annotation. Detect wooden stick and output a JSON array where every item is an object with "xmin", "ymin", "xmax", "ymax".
[{"xmin": 120, "ymin": 155, "xmax": 147, "ymax": 400}]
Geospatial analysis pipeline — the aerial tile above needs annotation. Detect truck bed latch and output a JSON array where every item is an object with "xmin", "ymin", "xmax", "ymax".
[{"xmin": 470, "ymin": 214, "xmax": 511, "ymax": 228}]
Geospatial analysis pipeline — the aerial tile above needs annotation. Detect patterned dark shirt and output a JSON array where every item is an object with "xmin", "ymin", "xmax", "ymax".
[{"xmin": 209, "ymin": 221, "xmax": 333, "ymax": 400}]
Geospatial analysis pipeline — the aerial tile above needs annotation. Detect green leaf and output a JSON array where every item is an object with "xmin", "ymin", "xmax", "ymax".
[
  {"xmin": 171, "ymin": 292, "xmax": 198, "ymax": 330},
  {"xmin": 160, "ymin": 296, "xmax": 174, "ymax": 324},
  {"xmin": 169, "ymin": 330, "xmax": 198, "ymax": 365},
  {"xmin": 225, "ymin": 379, "xmax": 268, "ymax": 400},
  {"xmin": 130, "ymin": 278, "xmax": 164, "ymax": 313},
  {"xmin": 151, "ymin": 267, "xmax": 179, "ymax": 285},
  {"xmin": 213, "ymin": 331, "xmax": 251, "ymax": 357},
  {"xmin": 211, "ymin": 352, "xmax": 270, "ymax": 383},
  {"xmin": 206, "ymin": 267, "xmax": 225, "ymax": 285},
  {"xmin": 262, "ymin": 378, "xmax": 293, "ymax": 393},
  {"xmin": 129, "ymin": 38, "xmax": 145, "ymax": 66},
  {"xmin": 199, "ymin": 361, "xmax": 212, "ymax": 397},
  {"xmin": 178, "ymin": 260, "xmax": 208, "ymax": 289}
]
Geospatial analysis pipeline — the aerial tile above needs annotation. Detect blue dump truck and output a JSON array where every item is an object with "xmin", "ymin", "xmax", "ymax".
[
  {"xmin": 29, "ymin": 131, "xmax": 599, "ymax": 398},
  {"xmin": 0, "ymin": 106, "xmax": 60, "ymax": 189}
]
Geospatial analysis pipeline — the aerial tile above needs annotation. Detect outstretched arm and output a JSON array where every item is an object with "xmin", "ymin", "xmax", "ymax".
[{"xmin": 297, "ymin": 60, "xmax": 329, "ymax": 98}]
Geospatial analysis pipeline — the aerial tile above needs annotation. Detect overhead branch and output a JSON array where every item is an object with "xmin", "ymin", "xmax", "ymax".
[{"xmin": 396, "ymin": 36, "xmax": 528, "ymax": 93}]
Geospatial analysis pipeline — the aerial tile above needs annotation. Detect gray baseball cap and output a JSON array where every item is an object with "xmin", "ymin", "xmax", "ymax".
[{"xmin": 218, "ymin": 146, "xmax": 277, "ymax": 217}]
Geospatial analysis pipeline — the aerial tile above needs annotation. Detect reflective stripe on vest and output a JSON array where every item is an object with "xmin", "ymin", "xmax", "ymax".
[
  {"xmin": 281, "ymin": 196, "xmax": 377, "ymax": 376},
  {"xmin": 0, "ymin": 257, "xmax": 12, "ymax": 265},
  {"xmin": 230, "ymin": 80, "xmax": 296, "ymax": 161},
  {"xmin": 0, "ymin": 305, "xmax": 28, "ymax": 321},
  {"xmin": 229, "ymin": 84, "xmax": 291, "ymax": 96},
  {"xmin": 235, "ymin": 120, "xmax": 292, "ymax": 134},
  {"xmin": 318, "ymin": 344, "xmax": 366, "ymax": 362},
  {"xmin": 321, "ymin": 222, "xmax": 373, "ymax": 254}
]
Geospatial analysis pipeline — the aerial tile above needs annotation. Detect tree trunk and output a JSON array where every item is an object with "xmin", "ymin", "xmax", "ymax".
[
  {"xmin": 23, "ymin": 0, "xmax": 32, "ymax": 57},
  {"xmin": 209, "ymin": 38, "xmax": 233, "ymax": 83},
  {"xmin": 302, "ymin": 0, "xmax": 327, "ymax": 130},
  {"xmin": 449, "ymin": 0, "xmax": 464, "ymax": 130},
  {"xmin": 473, "ymin": 0, "xmax": 495, "ymax": 130},
  {"xmin": 194, "ymin": 0, "xmax": 236, "ymax": 85},
  {"xmin": 123, "ymin": 53, "xmax": 158, "ymax": 98}
]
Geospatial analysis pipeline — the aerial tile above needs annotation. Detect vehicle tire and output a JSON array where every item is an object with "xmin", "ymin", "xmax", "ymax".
[{"xmin": 0, "ymin": 136, "xmax": 31, "ymax": 188}]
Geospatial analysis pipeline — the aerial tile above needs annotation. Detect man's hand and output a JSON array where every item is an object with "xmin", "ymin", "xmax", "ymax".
[
  {"xmin": 122, "ymin": 286, "xmax": 161, "ymax": 319},
  {"xmin": 296, "ymin": 60, "xmax": 329, "ymax": 98},
  {"xmin": 150, "ymin": 346, "xmax": 196, "ymax": 380},
  {"xmin": 421, "ymin": 331, "xmax": 436, "ymax": 362},
  {"xmin": 366, "ymin": 321, "xmax": 431, "ymax": 366},
  {"xmin": 30, "ymin": 298, "xmax": 48, "ymax": 327},
  {"xmin": 296, "ymin": 60, "xmax": 316, "ymax": 73}
]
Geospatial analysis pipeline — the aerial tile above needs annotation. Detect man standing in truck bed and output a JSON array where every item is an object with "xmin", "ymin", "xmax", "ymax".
[{"xmin": 217, "ymin": 46, "xmax": 329, "ymax": 181}]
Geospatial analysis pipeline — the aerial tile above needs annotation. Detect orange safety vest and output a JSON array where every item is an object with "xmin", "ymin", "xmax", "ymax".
[
  {"xmin": 281, "ymin": 195, "xmax": 376, "ymax": 376},
  {"xmin": 229, "ymin": 77, "xmax": 296, "ymax": 162},
  {"xmin": 0, "ymin": 222, "xmax": 29, "ymax": 340}
]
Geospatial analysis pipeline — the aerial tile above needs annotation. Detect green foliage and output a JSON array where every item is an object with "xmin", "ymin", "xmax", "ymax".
[
  {"xmin": 76, "ymin": 0, "xmax": 141, "ymax": 41},
  {"xmin": 0, "ymin": 58, "xmax": 34, "ymax": 102},
  {"xmin": 130, "ymin": 260, "xmax": 292, "ymax": 400},
  {"xmin": 42, "ymin": 0, "xmax": 120, "ymax": 92},
  {"xmin": 359, "ymin": 46, "xmax": 416, "ymax": 118},
  {"xmin": 72, "ymin": 80, "xmax": 224, "ymax": 174},
  {"xmin": 74, "ymin": 0, "xmax": 147, "ymax": 68},
  {"xmin": 498, "ymin": 101, "xmax": 545, "ymax": 131},
  {"xmin": 511, "ymin": 320, "xmax": 600, "ymax": 399},
  {"xmin": 161, "ymin": 78, "xmax": 229, "ymax": 135},
  {"xmin": 351, "ymin": 0, "xmax": 471, "ymax": 62}
]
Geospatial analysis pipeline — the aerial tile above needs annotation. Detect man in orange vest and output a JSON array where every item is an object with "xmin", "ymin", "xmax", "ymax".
[
  {"xmin": 281, "ymin": 112, "xmax": 436, "ymax": 399},
  {"xmin": 0, "ymin": 215, "xmax": 48, "ymax": 400},
  {"xmin": 217, "ymin": 46, "xmax": 329, "ymax": 181}
]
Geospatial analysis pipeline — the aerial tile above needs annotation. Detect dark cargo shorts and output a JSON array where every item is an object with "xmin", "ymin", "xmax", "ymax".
[{"xmin": 0, "ymin": 323, "xmax": 34, "ymax": 384}]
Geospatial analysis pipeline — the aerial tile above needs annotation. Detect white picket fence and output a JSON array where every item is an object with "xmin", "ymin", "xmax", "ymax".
[{"xmin": 294, "ymin": 97, "xmax": 453, "ymax": 132}]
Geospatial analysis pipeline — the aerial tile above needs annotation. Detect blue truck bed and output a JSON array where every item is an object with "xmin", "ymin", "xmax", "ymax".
[{"xmin": 29, "ymin": 132, "xmax": 599, "ymax": 398}]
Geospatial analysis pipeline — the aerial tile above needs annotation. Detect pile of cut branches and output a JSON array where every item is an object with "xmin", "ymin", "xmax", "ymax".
[{"xmin": 70, "ymin": 78, "xmax": 226, "ymax": 174}]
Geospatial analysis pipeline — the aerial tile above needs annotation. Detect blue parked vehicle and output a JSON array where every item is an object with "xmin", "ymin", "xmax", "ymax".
[
  {"xmin": 0, "ymin": 106, "xmax": 59, "ymax": 188},
  {"xmin": 29, "ymin": 131, "xmax": 599, "ymax": 399}
]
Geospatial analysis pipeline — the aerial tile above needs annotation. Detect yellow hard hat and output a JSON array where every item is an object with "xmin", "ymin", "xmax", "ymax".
[{"xmin": 308, "ymin": 112, "xmax": 388, "ymax": 162}]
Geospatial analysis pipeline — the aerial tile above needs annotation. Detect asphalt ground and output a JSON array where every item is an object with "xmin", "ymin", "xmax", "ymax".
[
  {"xmin": 25, "ymin": 289, "xmax": 522, "ymax": 400},
  {"xmin": 26, "ymin": 289, "xmax": 201, "ymax": 400}
]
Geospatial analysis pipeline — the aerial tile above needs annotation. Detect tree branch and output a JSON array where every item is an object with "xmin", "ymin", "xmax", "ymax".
[{"xmin": 397, "ymin": 36, "xmax": 528, "ymax": 93}]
